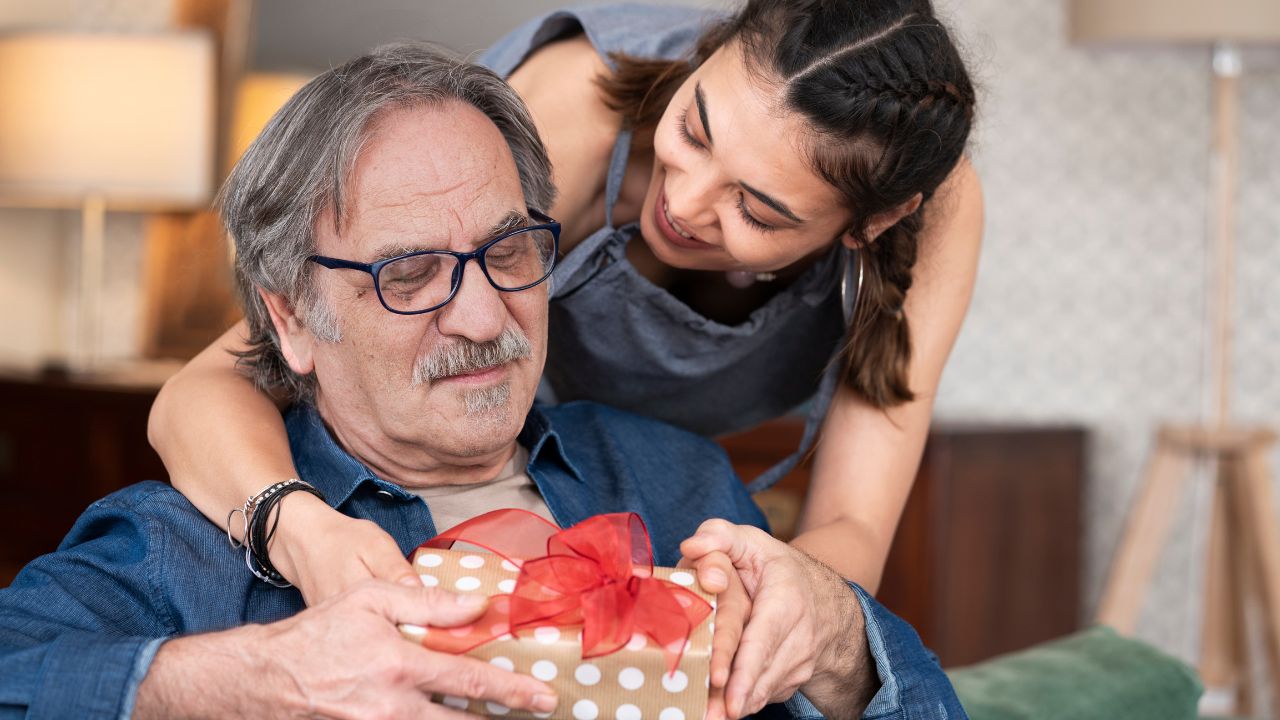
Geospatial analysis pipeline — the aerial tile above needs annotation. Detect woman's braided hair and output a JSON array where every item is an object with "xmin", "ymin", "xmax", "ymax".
[{"xmin": 598, "ymin": 0, "xmax": 976, "ymax": 408}]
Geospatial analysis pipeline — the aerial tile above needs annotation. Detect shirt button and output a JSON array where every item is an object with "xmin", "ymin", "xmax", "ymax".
[{"xmin": 375, "ymin": 490, "xmax": 394, "ymax": 498}]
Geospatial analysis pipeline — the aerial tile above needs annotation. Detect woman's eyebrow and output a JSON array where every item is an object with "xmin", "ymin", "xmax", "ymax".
[
  {"xmin": 741, "ymin": 182, "xmax": 805, "ymax": 224},
  {"xmin": 695, "ymin": 82, "xmax": 713, "ymax": 145}
]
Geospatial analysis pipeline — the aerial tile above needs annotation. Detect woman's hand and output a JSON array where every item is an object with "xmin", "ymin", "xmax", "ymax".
[
  {"xmin": 271, "ymin": 492, "xmax": 420, "ymax": 606},
  {"xmin": 680, "ymin": 520, "xmax": 876, "ymax": 720},
  {"xmin": 677, "ymin": 549, "xmax": 750, "ymax": 720}
]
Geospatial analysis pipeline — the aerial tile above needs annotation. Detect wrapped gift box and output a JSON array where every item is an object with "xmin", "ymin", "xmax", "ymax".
[{"xmin": 400, "ymin": 543, "xmax": 714, "ymax": 720}]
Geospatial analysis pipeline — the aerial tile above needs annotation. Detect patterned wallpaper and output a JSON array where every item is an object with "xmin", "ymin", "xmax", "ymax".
[{"xmin": 936, "ymin": 0, "xmax": 1280, "ymax": 663}]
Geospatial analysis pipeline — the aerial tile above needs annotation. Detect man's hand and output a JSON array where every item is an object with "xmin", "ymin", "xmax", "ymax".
[
  {"xmin": 270, "ymin": 492, "xmax": 420, "ymax": 606},
  {"xmin": 136, "ymin": 580, "xmax": 559, "ymax": 719},
  {"xmin": 680, "ymin": 520, "xmax": 877, "ymax": 720}
]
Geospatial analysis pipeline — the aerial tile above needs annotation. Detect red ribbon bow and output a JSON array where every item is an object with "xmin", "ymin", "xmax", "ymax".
[{"xmin": 413, "ymin": 509, "xmax": 711, "ymax": 673}]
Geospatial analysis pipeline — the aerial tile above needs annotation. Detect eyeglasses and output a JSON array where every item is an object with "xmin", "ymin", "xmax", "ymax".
[{"xmin": 308, "ymin": 209, "xmax": 560, "ymax": 315}]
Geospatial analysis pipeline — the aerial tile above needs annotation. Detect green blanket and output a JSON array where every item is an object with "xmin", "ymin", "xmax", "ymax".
[{"xmin": 947, "ymin": 626, "xmax": 1202, "ymax": 720}]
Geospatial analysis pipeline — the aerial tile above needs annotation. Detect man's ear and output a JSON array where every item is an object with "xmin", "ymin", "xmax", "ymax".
[
  {"xmin": 258, "ymin": 288, "xmax": 317, "ymax": 376},
  {"xmin": 841, "ymin": 193, "xmax": 924, "ymax": 249}
]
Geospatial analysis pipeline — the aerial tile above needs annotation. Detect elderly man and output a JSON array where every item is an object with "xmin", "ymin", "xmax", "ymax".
[{"xmin": 0, "ymin": 45, "xmax": 964, "ymax": 720}]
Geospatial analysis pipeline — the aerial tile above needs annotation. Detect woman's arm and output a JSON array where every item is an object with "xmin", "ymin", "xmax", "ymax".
[
  {"xmin": 792, "ymin": 159, "xmax": 985, "ymax": 593},
  {"xmin": 680, "ymin": 163, "xmax": 983, "ymax": 718},
  {"xmin": 148, "ymin": 321, "xmax": 416, "ymax": 603},
  {"xmin": 149, "ymin": 321, "xmax": 294, "ymax": 526}
]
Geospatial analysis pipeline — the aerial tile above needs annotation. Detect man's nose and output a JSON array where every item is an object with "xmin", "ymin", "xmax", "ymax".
[{"xmin": 433, "ymin": 259, "xmax": 507, "ymax": 342}]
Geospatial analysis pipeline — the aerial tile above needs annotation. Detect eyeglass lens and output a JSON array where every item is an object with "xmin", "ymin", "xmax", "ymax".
[{"xmin": 377, "ymin": 227, "xmax": 556, "ymax": 312}]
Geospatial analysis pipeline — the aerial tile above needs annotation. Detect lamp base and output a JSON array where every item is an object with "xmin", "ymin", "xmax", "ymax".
[
  {"xmin": 71, "ymin": 194, "xmax": 106, "ymax": 372},
  {"xmin": 1097, "ymin": 424, "xmax": 1280, "ymax": 717}
]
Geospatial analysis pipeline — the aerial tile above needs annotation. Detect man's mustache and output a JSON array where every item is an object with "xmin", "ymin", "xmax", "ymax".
[{"xmin": 412, "ymin": 328, "xmax": 532, "ymax": 386}]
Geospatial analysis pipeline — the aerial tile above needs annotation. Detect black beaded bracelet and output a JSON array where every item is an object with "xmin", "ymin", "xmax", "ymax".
[{"xmin": 226, "ymin": 479, "xmax": 326, "ymax": 587}]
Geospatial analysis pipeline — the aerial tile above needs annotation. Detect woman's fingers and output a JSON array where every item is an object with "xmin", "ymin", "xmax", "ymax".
[
  {"xmin": 692, "ymin": 550, "xmax": 732, "ymax": 594},
  {"xmin": 361, "ymin": 532, "xmax": 420, "ymax": 587},
  {"xmin": 679, "ymin": 519, "xmax": 738, "ymax": 561},
  {"xmin": 704, "ymin": 682, "xmax": 728, "ymax": 720},
  {"xmin": 681, "ymin": 520, "xmax": 772, "ymax": 595},
  {"xmin": 701, "ymin": 554, "xmax": 748, "ymax": 689},
  {"xmin": 289, "ymin": 516, "xmax": 418, "ymax": 606}
]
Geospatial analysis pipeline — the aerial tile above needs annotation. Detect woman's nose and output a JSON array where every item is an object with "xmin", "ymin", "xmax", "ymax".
[{"xmin": 665, "ymin": 170, "xmax": 721, "ymax": 233}]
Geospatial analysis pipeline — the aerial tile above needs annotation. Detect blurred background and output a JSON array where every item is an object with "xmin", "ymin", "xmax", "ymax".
[{"xmin": 0, "ymin": 0, "xmax": 1277, "ymax": 716}]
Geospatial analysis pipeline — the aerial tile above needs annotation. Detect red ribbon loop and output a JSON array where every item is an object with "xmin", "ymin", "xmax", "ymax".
[{"xmin": 414, "ymin": 509, "xmax": 711, "ymax": 673}]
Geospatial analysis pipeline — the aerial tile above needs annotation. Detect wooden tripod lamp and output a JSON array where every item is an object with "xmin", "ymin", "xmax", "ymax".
[{"xmin": 1069, "ymin": 0, "xmax": 1280, "ymax": 715}]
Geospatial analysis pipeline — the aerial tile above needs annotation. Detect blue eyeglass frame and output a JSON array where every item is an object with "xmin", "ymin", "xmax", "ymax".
[{"xmin": 307, "ymin": 208, "xmax": 561, "ymax": 316}]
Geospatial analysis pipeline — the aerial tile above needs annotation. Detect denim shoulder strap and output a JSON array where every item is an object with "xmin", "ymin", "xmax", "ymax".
[
  {"xmin": 745, "ymin": 360, "xmax": 841, "ymax": 494},
  {"xmin": 547, "ymin": 129, "xmax": 634, "ymax": 295}
]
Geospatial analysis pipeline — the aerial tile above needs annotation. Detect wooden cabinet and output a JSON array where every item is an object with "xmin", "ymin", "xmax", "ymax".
[
  {"xmin": 720, "ymin": 419, "xmax": 1085, "ymax": 667},
  {"xmin": 0, "ymin": 372, "xmax": 167, "ymax": 584}
]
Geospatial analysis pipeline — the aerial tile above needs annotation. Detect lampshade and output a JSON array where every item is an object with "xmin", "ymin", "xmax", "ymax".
[
  {"xmin": 1069, "ymin": 0, "xmax": 1280, "ymax": 45},
  {"xmin": 227, "ymin": 72, "xmax": 312, "ymax": 170},
  {"xmin": 0, "ymin": 31, "xmax": 216, "ymax": 210}
]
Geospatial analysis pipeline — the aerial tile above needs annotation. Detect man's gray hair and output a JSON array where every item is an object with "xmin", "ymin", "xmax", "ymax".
[{"xmin": 221, "ymin": 42, "xmax": 556, "ymax": 401}]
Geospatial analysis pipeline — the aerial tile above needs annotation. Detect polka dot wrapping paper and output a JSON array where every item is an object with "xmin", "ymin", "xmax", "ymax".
[{"xmin": 401, "ymin": 546, "xmax": 715, "ymax": 720}]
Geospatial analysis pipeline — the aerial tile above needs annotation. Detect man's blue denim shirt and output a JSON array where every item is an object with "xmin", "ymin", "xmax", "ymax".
[{"xmin": 0, "ymin": 401, "xmax": 965, "ymax": 719}]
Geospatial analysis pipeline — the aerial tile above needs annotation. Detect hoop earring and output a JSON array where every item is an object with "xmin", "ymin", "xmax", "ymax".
[{"xmin": 840, "ymin": 246, "xmax": 864, "ymax": 323}]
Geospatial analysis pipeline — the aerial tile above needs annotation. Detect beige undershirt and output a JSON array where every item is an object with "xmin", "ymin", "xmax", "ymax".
[{"xmin": 407, "ymin": 445, "xmax": 557, "ymax": 534}]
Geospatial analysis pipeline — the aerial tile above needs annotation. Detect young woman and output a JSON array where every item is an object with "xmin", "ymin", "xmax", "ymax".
[{"xmin": 150, "ymin": 0, "xmax": 981, "ymax": 714}]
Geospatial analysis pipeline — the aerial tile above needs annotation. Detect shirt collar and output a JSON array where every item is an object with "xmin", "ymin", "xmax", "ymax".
[
  {"xmin": 285, "ymin": 402, "xmax": 586, "ymax": 509},
  {"xmin": 519, "ymin": 403, "xmax": 585, "ymax": 484}
]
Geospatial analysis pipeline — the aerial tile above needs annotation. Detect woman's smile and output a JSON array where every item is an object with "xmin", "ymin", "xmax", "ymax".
[{"xmin": 653, "ymin": 185, "xmax": 717, "ymax": 251}]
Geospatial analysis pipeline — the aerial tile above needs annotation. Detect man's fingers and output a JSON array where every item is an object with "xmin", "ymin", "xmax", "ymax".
[
  {"xmin": 423, "ymin": 697, "xmax": 486, "ymax": 720},
  {"xmin": 724, "ymin": 601, "xmax": 790, "ymax": 718},
  {"xmin": 750, "ymin": 630, "xmax": 810, "ymax": 710},
  {"xmin": 349, "ymin": 687, "xmax": 486, "ymax": 720},
  {"xmin": 364, "ymin": 581, "xmax": 490, "ymax": 627},
  {"xmin": 329, "ymin": 690, "xmax": 434, "ymax": 720},
  {"xmin": 723, "ymin": 629, "xmax": 769, "ymax": 718},
  {"xmin": 409, "ymin": 650, "xmax": 557, "ymax": 715}
]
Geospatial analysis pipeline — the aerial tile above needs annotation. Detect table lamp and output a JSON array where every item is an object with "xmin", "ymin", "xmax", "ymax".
[
  {"xmin": 1070, "ymin": 1, "xmax": 1280, "ymax": 714},
  {"xmin": 227, "ymin": 72, "xmax": 311, "ymax": 171},
  {"xmin": 0, "ymin": 31, "xmax": 215, "ymax": 370}
]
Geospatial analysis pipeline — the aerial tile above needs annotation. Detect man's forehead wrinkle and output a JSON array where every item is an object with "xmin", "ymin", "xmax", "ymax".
[
  {"xmin": 360, "ymin": 208, "xmax": 526, "ymax": 261},
  {"xmin": 449, "ymin": 207, "xmax": 464, "ymax": 237},
  {"xmin": 363, "ymin": 177, "xmax": 470, "ymax": 211},
  {"xmin": 463, "ymin": 173, "xmax": 498, "ymax": 210}
]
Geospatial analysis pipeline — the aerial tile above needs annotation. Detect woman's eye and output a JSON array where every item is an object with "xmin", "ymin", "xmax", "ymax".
[
  {"xmin": 737, "ymin": 194, "xmax": 774, "ymax": 232},
  {"xmin": 678, "ymin": 110, "xmax": 705, "ymax": 150}
]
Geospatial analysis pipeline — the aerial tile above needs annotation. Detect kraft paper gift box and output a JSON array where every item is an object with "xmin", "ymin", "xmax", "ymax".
[{"xmin": 398, "ymin": 510, "xmax": 715, "ymax": 720}]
